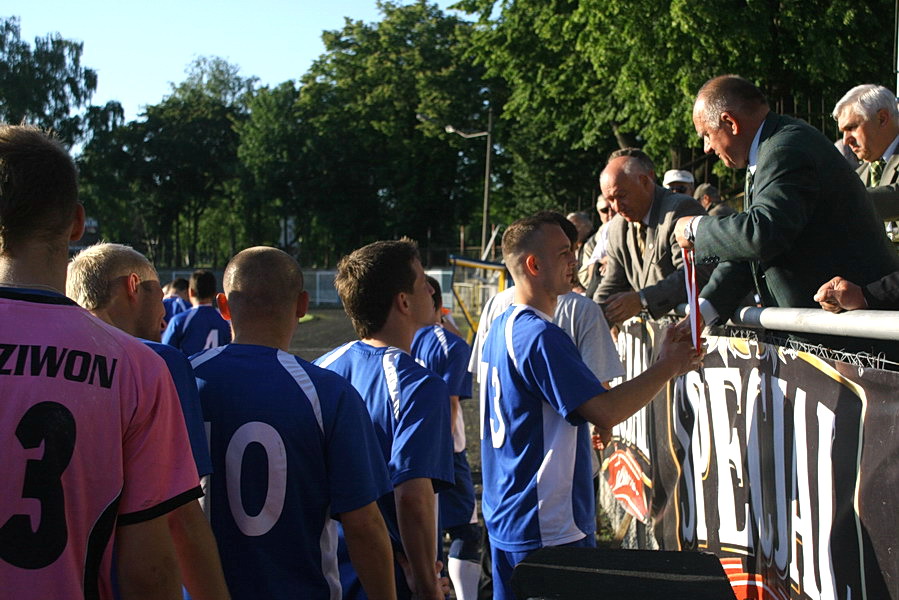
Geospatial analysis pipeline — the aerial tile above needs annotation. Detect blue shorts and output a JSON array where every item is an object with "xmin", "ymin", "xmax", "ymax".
[
  {"xmin": 439, "ymin": 450, "xmax": 476, "ymax": 529},
  {"xmin": 491, "ymin": 536, "xmax": 596, "ymax": 600}
]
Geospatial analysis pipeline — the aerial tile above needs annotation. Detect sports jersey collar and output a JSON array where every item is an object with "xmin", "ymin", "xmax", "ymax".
[
  {"xmin": 513, "ymin": 303, "xmax": 553, "ymax": 322},
  {"xmin": 0, "ymin": 286, "xmax": 75, "ymax": 305}
]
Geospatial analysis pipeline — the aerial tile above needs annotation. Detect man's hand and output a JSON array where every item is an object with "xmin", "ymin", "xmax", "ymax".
[
  {"xmin": 674, "ymin": 216, "xmax": 695, "ymax": 250},
  {"xmin": 814, "ymin": 276, "xmax": 867, "ymax": 313},
  {"xmin": 656, "ymin": 324, "xmax": 705, "ymax": 377},
  {"xmin": 675, "ymin": 314, "xmax": 704, "ymax": 345},
  {"xmin": 592, "ymin": 427, "xmax": 612, "ymax": 450},
  {"xmin": 604, "ymin": 291, "xmax": 643, "ymax": 323},
  {"xmin": 396, "ymin": 554, "xmax": 447, "ymax": 600}
]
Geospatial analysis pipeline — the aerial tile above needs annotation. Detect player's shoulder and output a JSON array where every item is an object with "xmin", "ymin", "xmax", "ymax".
[
  {"xmin": 144, "ymin": 338, "xmax": 186, "ymax": 360},
  {"xmin": 197, "ymin": 304, "xmax": 226, "ymax": 319},
  {"xmin": 412, "ymin": 324, "xmax": 436, "ymax": 348},
  {"xmin": 167, "ymin": 307, "xmax": 192, "ymax": 325},
  {"xmin": 391, "ymin": 346, "xmax": 444, "ymax": 384},
  {"xmin": 507, "ymin": 304, "xmax": 552, "ymax": 329},
  {"xmin": 143, "ymin": 337, "xmax": 192, "ymax": 369},
  {"xmin": 313, "ymin": 340, "xmax": 358, "ymax": 369},
  {"xmin": 282, "ymin": 350, "xmax": 356, "ymax": 390},
  {"xmin": 441, "ymin": 327, "xmax": 470, "ymax": 355},
  {"xmin": 505, "ymin": 305, "xmax": 568, "ymax": 348}
]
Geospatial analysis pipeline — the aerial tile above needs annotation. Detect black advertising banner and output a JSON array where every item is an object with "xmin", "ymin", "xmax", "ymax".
[{"xmin": 601, "ymin": 319, "xmax": 899, "ymax": 600}]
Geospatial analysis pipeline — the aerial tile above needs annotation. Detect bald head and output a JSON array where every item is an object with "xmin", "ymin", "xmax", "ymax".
[
  {"xmin": 224, "ymin": 246, "xmax": 304, "ymax": 322},
  {"xmin": 694, "ymin": 75, "xmax": 768, "ymax": 132},
  {"xmin": 600, "ymin": 155, "xmax": 655, "ymax": 223}
]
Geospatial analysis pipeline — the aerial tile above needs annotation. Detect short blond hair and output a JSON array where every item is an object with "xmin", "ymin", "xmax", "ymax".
[{"xmin": 67, "ymin": 243, "xmax": 156, "ymax": 310}]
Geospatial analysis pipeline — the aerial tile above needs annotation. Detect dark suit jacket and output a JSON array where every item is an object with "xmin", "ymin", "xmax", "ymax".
[
  {"xmin": 858, "ymin": 152, "xmax": 899, "ymax": 220},
  {"xmin": 864, "ymin": 270, "xmax": 899, "ymax": 309},
  {"xmin": 708, "ymin": 202, "xmax": 736, "ymax": 217},
  {"xmin": 594, "ymin": 186, "xmax": 710, "ymax": 318},
  {"xmin": 696, "ymin": 112, "xmax": 899, "ymax": 322}
]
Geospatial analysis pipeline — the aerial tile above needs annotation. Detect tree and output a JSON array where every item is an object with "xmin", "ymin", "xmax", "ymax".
[
  {"xmin": 454, "ymin": 0, "xmax": 896, "ymax": 196},
  {"xmin": 80, "ymin": 57, "xmax": 253, "ymax": 266},
  {"xmin": 235, "ymin": 82, "xmax": 305, "ymax": 251},
  {"xmin": 0, "ymin": 16, "xmax": 97, "ymax": 145},
  {"xmin": 293, "ymin": 0, "xmax": 495, "ymax": 263}
]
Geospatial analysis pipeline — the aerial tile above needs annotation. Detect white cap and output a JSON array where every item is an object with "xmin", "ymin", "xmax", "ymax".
[{"xmin": 662, "ymin": 169, "xmax": 694, "ymax": 186}]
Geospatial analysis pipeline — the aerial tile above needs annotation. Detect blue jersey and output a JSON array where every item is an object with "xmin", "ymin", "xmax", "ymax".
[
  {"xmin": 144, "ymin": 340, "xmax": 212, "ymax": 478},
  {"xmin": 411, "ymin": 326, "xmax": 476, "ymax": 528},
  {"xmin": 412, "ymin": 325, "xmax": 472, "ymax": 400},
  {"xmin": 163, "ymin": 296, "xmax": 189, "ymax": 324},
  {"xmin": 479, "ymin": 305, "xmax": 605, "ymax": 551},
  {"xmin": 192, "ymin": 344, "xmax": 392, "ymax": 600},
  {"xmin": 314, "ymin": 341, "xmax": 454, "ymax": 544},
  {"xmin": 162, "ymin": 305, "xmax": 231, "ymax": 356}
]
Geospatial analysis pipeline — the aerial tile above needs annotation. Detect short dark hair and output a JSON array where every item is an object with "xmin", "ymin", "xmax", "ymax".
[
  {"xmin": 170, "ymin": 277, "xmax": 189, "ymax": 293},
  {"xmin": 0, "ymin": 125, "xmax": 78, "ymax": 254},
  {"xmin": 607, "ymin": 147, "xmax": 655, "ymax": 174},
  {"xmin": 697, "ymin": 75, "xmax": 769, "ymax": 130},
  {"xmin": 190, "ymin": 269, "xmax": 217, "ymax": 300},
  {"xmin": 541, "ymin": 211, "xmax": 577, "ymax": 246},
  {"xmin": 426, "ymin": 275, "xmax": 442, "ymax": 311},
  {"xmin": 335, "ymin": 239, "xmax": 420, "ymax": 339},
  {"xmin": 502, "ymin": 212, "xmax": 565, "ymax": 275}
]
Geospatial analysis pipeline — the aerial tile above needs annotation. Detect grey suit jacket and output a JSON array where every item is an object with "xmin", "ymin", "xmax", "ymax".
[
  {"xmin": 857, "ymin": 153, "xmax": 899, "ymax": 220},
  {"xmin": 594, "ymin": 186, "xmax": 709, "ymax": 318},
  {"xmin": 696, "ymin": 112, "xmax": 899, "ymax": 322}
]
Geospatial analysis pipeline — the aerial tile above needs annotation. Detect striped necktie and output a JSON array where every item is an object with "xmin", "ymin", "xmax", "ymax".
[
  {"xmin": 634, "ymin": 222, "xmax": 646, "ymax": 262},
  {"xmin": 743, "ymin": 168, "xmax": 755, "ymax": 211},
  {"xmin": 869, "ymin": 159, "xmax": 885, "ymax": 186}
]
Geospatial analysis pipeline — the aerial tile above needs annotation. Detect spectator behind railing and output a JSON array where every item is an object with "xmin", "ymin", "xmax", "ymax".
[
  {"xmin": 815, "ymin": 272, "xmax": 899, "ymax": 312},
  {"xmin": 832, "ymin": 84, "xmax": 899, "ymax": 221},
  {"xmin": 673, "ymin": 75, "xmax": 899, "ymax": 334},
  {"xmin": 595, "ymin": 148, "xmax": 710, "ymax": 325}
]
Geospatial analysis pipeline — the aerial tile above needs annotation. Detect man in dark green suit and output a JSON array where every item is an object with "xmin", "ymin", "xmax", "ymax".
[{"xmin": 673, "ymin": 75, "xmax": 899, "ymax": 332}]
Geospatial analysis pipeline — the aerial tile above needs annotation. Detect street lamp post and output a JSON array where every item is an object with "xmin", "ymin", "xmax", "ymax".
[{"xmin": 421, "ymin": 109, "xmax": 493, "ymax": 259}]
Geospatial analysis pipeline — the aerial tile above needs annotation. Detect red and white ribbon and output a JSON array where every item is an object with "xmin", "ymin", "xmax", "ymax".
[{"xmin": 683, "ymin": 248, "xmax": 701, "ymax": 353}]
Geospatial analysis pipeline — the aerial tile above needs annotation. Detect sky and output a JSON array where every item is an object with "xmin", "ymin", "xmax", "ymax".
[{"xmin": 12, "ymin": 0, "xmax": 463, "ymax": 122}]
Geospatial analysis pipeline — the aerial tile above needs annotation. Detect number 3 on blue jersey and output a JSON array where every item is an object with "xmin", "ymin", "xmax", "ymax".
[{"xmin": 479, "ymin": 362, "xmax": 506, "ymax": 448}]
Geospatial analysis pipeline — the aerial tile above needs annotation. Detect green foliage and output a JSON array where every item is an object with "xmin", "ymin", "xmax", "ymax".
[
  {"xmin": 61, "ymin": 0, "xmax": 899, "ymax": 267},
  {"xmin": 457, "ymin": 0, "xmax": 895, "ymax": 195},
  {"xmin": 292, "ymin": 0, "xmax": 494, "ymax": 263},
  {"xmin": 0, "ymin": 17, "xmax": 97, "ymax": 145},
  {"xmin": 80, "ymin": 57, "xmax": 250, "ymax": 266}
]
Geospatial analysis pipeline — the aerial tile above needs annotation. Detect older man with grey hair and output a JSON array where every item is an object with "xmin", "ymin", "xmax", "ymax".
[{"xmin": 833, "ymin": 83, "xmax": 899, "ymax": 220}]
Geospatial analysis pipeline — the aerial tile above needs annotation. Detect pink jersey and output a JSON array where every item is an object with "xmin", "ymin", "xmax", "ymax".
[{"xmin": 0, "ymin": 290, "xmax": 201, "ymax": 599}]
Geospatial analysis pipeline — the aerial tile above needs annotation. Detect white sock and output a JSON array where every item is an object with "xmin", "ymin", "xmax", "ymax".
[{"xmin": 448, "ymin": 557, "xmax": 481, "ymax": 600}]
